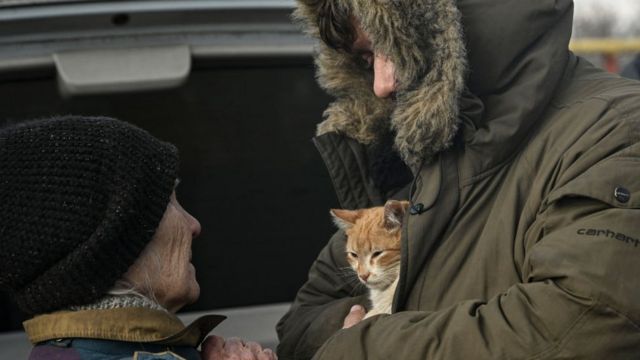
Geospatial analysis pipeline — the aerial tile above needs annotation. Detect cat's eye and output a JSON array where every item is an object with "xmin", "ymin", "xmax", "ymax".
[
  {"xmin": 347, "ymin": 252, "xmax": 358, "ymax": 258},
  {"xmin": 372, "ymin": 251, "xmax": 383, "ymax": 258}
]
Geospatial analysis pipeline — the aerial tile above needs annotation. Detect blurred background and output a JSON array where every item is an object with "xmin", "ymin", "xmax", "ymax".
[{"xmin": 572, "ymin": 0, "xmax": 640, "ymax": 76}]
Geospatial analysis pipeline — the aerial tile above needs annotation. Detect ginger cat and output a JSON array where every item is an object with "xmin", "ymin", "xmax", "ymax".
[{"xmin": 330, "ymin": 200, "xmax": 410, "ymax": 319}]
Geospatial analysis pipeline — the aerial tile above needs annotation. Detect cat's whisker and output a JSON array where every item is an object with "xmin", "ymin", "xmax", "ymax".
[
  {"xmin": 335, "ymin": 270, "xmax": 364, "ymax": 293},
  {"xmin": 349, "ymin": 282, "xmax": 367, "ymax": 297},
  {"xmin": 335, "ymin": 269, "xmax": 358, "ymax": 280},
  {"xmin": 336, "ymin": 267, "xmax": 355, "ymax": 274},
  {"xmin": 345, "ymin": 276, "xmax": 362, "ymax": 286}
]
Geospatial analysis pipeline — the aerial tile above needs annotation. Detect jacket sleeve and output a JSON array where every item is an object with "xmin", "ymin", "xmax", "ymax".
[
  {"xmin": 276, "ymin": 229, "xmax": 368, "ymax": 360},
  {"xmin": 311, "ymin": 154, "xmax": 640, "ymax": 359}
]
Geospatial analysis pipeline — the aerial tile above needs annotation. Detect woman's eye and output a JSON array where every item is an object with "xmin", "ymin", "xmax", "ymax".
[{"xmin": 372, "ymin": 251, "xmax": 383, "ymax": 258}]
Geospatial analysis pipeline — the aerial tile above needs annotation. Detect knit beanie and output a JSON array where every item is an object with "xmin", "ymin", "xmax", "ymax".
[{"xmin": 0, "ymin": 116, "xmax": 179, "ymax": 315}]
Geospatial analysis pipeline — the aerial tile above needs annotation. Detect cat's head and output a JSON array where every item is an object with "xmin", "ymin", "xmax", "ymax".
[{"xmin": 330, "ymin": 200, "xmax": 410, "ymax": 290}]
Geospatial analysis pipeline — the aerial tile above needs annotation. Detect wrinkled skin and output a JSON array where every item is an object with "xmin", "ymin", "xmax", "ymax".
[{"xmin": 201, "ymin": 336, "xmax": 278, "ymax": 360}]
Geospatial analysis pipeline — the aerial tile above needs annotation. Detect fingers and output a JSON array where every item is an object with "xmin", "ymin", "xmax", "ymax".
[
  {"xmin": 201, "ymin": 335, "xmax": 225, "ymax": 359},
  {"xmin": 202, "ymin": 336, "xmax": 277, "ymax": 360},
  {"xmin": 239, "ymin": 348, "xmax": 255, "ymax": 360},
  {"xmin": 239, "ymin": 340, "xmax": 276, "ymax": 360},
  {"xmin": 225, "ymin": 337, "xmax": 245, "ymax": 355},
  {"xmin": 246, "ymin": 341, "xmax": 262, "ymax": 356},
  {"xmin": 255, "ymin": 348, "xmax": 277, "ymax": 360},
  {"xmin": 342, "ymin": 304, "xmax": 366, "ymax": 329},
  {"xmin": 226, "ymin": 337, "xmax": 255, "ymax": 360},
  {"xmin": 258, "ymin": 348, "xmax": 278, "ymax": 360}
]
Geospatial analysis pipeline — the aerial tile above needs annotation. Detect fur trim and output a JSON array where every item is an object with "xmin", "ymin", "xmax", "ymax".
[
  {"xmin": 69, "ymin": 294, "xmax": 167, "ymax": 312},
  {"xmin": 314, "ymin": 43, "xmax": 395, "ymax": 145},
  {"xmin": 294, "ymin": 0, "xmax": 467, "ymax": 171}
]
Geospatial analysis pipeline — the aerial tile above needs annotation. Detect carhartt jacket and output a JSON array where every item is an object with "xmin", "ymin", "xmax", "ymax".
[{"xmin": 277, "ymin": 0, "xmax": 640, "ymax": 359}]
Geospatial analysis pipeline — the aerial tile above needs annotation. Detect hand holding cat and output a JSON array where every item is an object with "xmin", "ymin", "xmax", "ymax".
[
  {"xmin": 201, "ymin": 335, "xmax": 277, "ymax": 360},
  {"xmin": 342, "ymin": 305, "xmax": 366, "ymax": 329}
]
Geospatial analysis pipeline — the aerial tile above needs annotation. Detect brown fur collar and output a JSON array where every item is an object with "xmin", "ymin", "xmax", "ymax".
[{"xmin": 294, "ymin": 0, "xmax": 466, "ymax": 171}]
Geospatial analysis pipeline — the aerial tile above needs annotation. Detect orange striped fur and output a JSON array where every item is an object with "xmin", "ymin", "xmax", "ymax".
[{"xmin": 331, "ymin": 200, "xmax": 409, "ymax": 318}]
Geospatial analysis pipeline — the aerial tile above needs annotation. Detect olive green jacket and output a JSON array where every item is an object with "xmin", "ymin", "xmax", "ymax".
[{"xmin": 277, "ymin": 0, "xmax": 640, "ymax": 359}]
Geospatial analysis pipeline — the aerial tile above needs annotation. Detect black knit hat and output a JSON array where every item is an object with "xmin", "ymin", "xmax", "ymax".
[{"xmin": 0, "ymin": 116, "xmax": 179, "ymax": 314}]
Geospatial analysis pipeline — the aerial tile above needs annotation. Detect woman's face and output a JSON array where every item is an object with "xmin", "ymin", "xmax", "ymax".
[{"xmin": 124, "ymin": 190, "xmax": 202, "ymax": 313}]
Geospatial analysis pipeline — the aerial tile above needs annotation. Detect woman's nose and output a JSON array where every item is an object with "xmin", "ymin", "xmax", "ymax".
[
  {"xmin": 187, "ymin": 212, "xmax": 202, "ymax": 238},
  {"xmin": 373, "ymin": 53, "xmax": 397, "ymax": 99}
]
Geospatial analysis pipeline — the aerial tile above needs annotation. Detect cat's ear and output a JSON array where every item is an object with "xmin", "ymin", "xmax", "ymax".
[
  {"xmin": 384, "ymin": 200, "xmax": 410, "ymax": 231},
  {"xmin": 330, "ymin": 209, "xmax": 361, "ymax": 230}
]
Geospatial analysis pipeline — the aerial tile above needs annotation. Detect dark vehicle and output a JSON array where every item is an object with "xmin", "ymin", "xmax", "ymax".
[{"xmin": 0, "ymin": 0, "xmax": 335, "ymax": 357}]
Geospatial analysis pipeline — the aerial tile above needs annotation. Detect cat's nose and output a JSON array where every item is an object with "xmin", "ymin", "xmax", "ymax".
[{"xmin": 360, "ymin": 272, "xmax": 370, "ymax": 282}]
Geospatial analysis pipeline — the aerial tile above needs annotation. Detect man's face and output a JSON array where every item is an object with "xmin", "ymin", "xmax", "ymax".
[{"xmin": 351, "ymin": 18, "xmax": 398, "ymax": 99}]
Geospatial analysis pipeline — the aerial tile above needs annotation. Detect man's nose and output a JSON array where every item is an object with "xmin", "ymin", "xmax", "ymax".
[{"xmin": 373, "ymin": 53, "xmax": 397, "ymax": 99}]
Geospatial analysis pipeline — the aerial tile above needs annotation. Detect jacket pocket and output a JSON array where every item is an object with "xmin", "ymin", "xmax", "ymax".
[{"xmin": 546, "ymin": 157, "xmax": 640, "ymax": 209}]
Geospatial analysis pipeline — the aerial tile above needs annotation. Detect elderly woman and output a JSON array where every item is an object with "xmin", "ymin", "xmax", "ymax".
[{"xmin": 0, "ymin": 116, "xmax": 276, "ymax": 360}]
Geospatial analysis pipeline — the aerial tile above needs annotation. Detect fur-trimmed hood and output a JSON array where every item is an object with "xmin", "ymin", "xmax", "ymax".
[{"xmin": 294, "ymin": 0, "xmax": 574, "ymax": 173}]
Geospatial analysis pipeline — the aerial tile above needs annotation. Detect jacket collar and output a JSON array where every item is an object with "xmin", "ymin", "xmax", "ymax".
[{"xmin": 23, "ymin": 307, "xmax": 225, "ymax": 347}]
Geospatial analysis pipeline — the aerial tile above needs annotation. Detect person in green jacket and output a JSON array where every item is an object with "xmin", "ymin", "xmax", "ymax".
[{"xmin": 276, "ymin": 0, "xmax": 640, "ymax": 359}]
